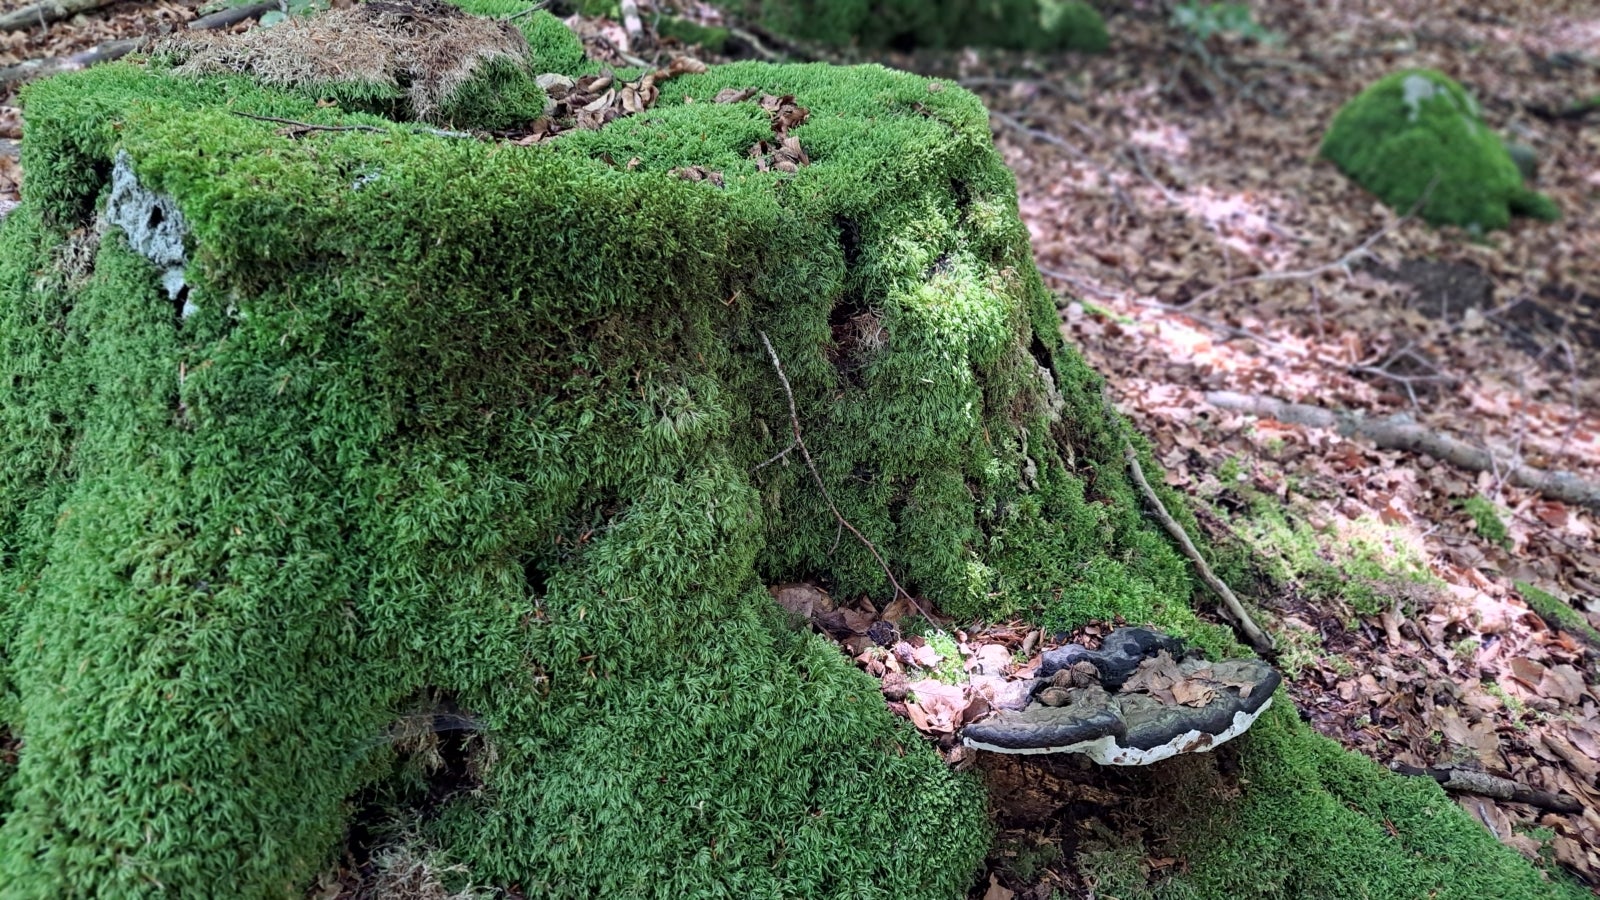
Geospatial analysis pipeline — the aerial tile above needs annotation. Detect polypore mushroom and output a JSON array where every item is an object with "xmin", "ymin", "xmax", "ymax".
[{"xmin": 961, "ymin": 627, "xmax": 1280, "ymax": 765}]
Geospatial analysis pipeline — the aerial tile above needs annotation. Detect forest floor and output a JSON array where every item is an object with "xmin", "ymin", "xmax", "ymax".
[{"xmin": 1, "ymin": 0, "xmax": 1597, "ymax": 896}]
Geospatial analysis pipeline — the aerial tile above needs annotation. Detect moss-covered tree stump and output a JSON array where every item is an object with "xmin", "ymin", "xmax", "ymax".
[
  {"xmin": 0, "ymin": 7, "xmax": 1585, "ymax": 899},
  {"xmin": 1321, "ymin": 69, "xmax": 1559, "ymax": 232}
]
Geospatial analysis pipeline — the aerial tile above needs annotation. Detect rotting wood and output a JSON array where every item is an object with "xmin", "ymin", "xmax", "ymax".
[
  {"xmin": 0, "ymin": 1, "xmax": 277, "ymax": 88},
  {"xmin": 1205, "ymin": 391, "xmax": 1600, "ymax": 511},
  {"xmin": 1389, "ymin": 762, "xmax": 1582, "ymax": 814},
  {"xmin": 1122, "ymin": 439, "xmax": 1275, "ymax": 652}
]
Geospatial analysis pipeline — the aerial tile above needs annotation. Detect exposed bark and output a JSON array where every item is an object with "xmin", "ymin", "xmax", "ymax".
[
  {"xmin": 1390, "ymin": 763, "xmax": 1582, "ymax": 814},
  {"xmin": 1206, "ymin": 391, "xmax": 1600, "ymax": 511},
  {"xmin": 0, "ymin": 0, "xmax": 121, "ymax": 34},
  {"xmin": 0, "ymin": 2, "xmax": 276, "ymax": 88}
]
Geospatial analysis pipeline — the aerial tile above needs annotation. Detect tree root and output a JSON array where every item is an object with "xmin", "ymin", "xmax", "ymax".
[{"xmin": 1206, "ymin": 391, "xmax": 1600, "ymax": 511}]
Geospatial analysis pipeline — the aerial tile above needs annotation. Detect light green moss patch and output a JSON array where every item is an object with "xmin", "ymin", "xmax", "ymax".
[
  {"xmin": 1516, "ymin": 581, "xmax": 1600, "ymax": 647},
  {"xmin": 1321, "ymin": 69, "xmax": 1559, "ymax": 232},
  {"xmin": 755, "ymin": 0, "xmax": 1109, "ymax": 53},
  {"xmin": 1460, "ymin": 494, "xmax": 1510, "ymax": 546}
]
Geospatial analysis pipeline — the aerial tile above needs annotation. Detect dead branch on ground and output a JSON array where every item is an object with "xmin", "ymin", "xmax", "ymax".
[
  {"xmin": 1389, "ymin": 763, "xmax": 1582, "ymax": 814},
  {"xmin": 757, "ymin": 331, "xmax": 934, "ymax": 623},
  {"xmin": 1205, "ymin": 391, "xmax": 1600, "ymax": 511},
  {"xmin": 1122, "ymin": 440, "xmax": 1275, "ymax": 652},
  {"xmin": 0, "ymin": 0, "xmax": 120, "ymax": 34},
  {"xmin": 231, "ymin": 112, "xmax": 473, "ymax": 140},
  {"xmin": 0, "ymin": 2, "xmax": 277, "ymax": 88}
]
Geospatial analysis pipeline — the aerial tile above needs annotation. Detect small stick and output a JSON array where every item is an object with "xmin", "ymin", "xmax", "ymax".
[
  {"xmin": 758, "ymin": 331, "xmax": 934, "ymax": 622},
  {"xmin": 503, "ymin": 0, "xmax": 550, "ymax": 21},
  {"xmin": 988, "ymin": 109, "xmax": 1138, "ymax": 219},
  {"xmin": 1122, "ymin": 439, "xmax": 1274, "ymax": 652}
]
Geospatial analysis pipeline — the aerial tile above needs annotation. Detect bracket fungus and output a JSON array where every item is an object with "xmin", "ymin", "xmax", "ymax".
[{"xmin": 961, "ymin": 627, "xmax": 1280, "ymax": 765}]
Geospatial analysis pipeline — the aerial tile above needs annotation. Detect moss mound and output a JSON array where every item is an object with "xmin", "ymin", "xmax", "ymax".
[
  {"xmin": 1321, "ymin": 69, "xmax": 1559, "ymax": 232},
  {"xmin": 755, "ymin": 0, "xmax": 1109, "ymax": 52},
  {"xmin": 0, "ymin": 8, "xmax": 1580, "ymax": 899}
]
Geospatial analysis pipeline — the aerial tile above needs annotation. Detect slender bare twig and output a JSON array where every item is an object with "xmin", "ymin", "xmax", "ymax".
[
  {"xmin": 757, "ymin": 331, "xmax": 934, "ymax": 622},
  {"xmin": 1122, "ymin": 440, "xmax": 1275, "ymax": 652},
  {"xmin": 231, "ymin": 112, "xmax": 474, "ymax": 140},
  {"xmin": 503, "ymin": 0, "xmax": 551, "ymax": 21}
]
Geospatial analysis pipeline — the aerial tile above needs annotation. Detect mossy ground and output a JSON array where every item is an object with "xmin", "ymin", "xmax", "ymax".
[
  {"xmin": 0, "ymin": 8, "xmax": 1580, "ymax": 899},
  {"xmin": 754, "ymin": 0, "xmax": 1108, "ymax": 53},
  {"xmin": 1321, "ymin": 68, "xmax": 1560, "ymax": 232}
]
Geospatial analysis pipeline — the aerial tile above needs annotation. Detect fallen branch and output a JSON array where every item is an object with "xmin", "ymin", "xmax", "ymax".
[
  {"xmin": 724, "ymin": 25, "xmax": 781, "ymax": 61},
  {"xmin": 1122, "ymin": 440, "xmax": 1275, "ymax": 652},
  {"xmin": 1205, "ymin": 391, "xmax": 1600, "ymax": 511},
  {"xmin": 0, "ymin": 1, "xmax": 276, "ymax": 88},
  {"xmin": 1389, "ymin": 763, "xmax": 1582, "ymax": 814},
  {"xmin": 0, "ymin": 0, "xmax": 119, "ymax": 34},
  {"xmin": 757, "ymin": 331, "xmax": 934, "ymax": 623},
  {"xmin": 0, "ymin": 37, "xmax": 136, "ymax": 86}
]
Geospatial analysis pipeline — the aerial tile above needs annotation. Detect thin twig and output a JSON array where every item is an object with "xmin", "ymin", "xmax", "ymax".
[
  {"xmin": 503, "ymin": 0, "xmax": 550, "ymax": 21},
  {"xmin": 1122, "ymin": 440, "xmax": 1275, "ymax": 652},
  {"xmin": 231, "ymin": 112, "xmax": 474, "ymax": 140},
  {"xmin": 757, "ymin": 331, "xmax": 934, "ymax": 622}
]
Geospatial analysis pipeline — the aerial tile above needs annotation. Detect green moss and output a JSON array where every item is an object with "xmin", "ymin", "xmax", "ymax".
[
  {"xmin": 657, "ymin": 16, "xmax": 732, "ymax": 52},
  {"xmin": 1077, "ymin": 704, "xmax": 1588, "ymax": 899},
  {"xmin": 0, "ymin": 13, "xmax": 1578, "ymax": 899},
  {"xmin": 755, "ymin": 0, "xmax": 1108, "ymax": 53},
  {"xmin": 1459, "ymin": 494, "xmax": 1509, "ymax": 546},
  {"xmin": 1516, "ymin": 581, "xmax": 1600, "ymax": 646},
  {"xmin": 0, "ymin": 38, "xmax": 1169, "ymax": 894},
  {"xmin": 1321, "ymin": 69, "xmax": 1560, "ymax": 231}
]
